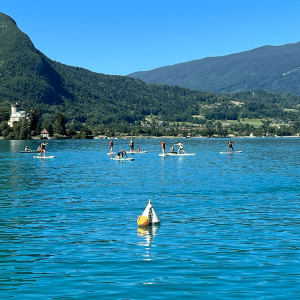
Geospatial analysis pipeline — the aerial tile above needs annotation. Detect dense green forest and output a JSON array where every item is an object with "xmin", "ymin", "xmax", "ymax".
[{"xmin": 1, "ymin": 12, "xmax": 300, "ymax": 139}]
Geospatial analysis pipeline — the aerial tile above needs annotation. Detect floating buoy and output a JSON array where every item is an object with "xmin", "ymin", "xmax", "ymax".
[
  {"xmin": 137, "ymin": 199, "xmax": 160, "ymax": 226},
  {"xmin": 137, "ymin": 216, "xmax": 149, "ymax": 226}
]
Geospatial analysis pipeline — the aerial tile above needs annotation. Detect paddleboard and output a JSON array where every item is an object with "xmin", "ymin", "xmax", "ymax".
[
  {"xmin": 127, "ymin": 151, "xmax": 147, "ymax": 154},
  {"xmin": 159, "ymin": 153, "xmax": 168, "ymax": 156},
  {"xmin": 110, "ymin": 157, "xmax": 134, "ymax": 161},
  {"xmin": 167, "ymin": 153, "xmax": 196, "ymax": 156},
  {"xmin": 220, "ymin": 151, "xmax": 242, "ymax": 154},
  {"xmin": 19, "ymin": 150, "xmax": 40, "ymax": 153},
  {"xmin": 34, "ymin": 156, "xmax": 55, "ymax": 158},
  {"xmin": 107, "ymin": 152, "xmax": 115, "ymax": 155}
]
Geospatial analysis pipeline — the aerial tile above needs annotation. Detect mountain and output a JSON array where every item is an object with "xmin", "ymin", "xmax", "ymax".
[
  {"xmin": 128, "ymin": 42, "xmax": 300, "ymax": 95},
  {"xmin": 1, "ymin": 12, "xmax": 300, "ymax": 130},
  {"xmin": 0, "ymin": 12, "xmax": 210, "ymax": 127}
]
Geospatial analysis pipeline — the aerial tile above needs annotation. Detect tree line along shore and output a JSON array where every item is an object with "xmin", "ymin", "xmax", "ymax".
[{"xmin": 1, "ymin": 106, "xmax": 300, "ymax": 140}]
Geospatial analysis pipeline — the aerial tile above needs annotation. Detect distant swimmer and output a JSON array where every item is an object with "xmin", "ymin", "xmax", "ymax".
[
  {"xmin": 116, "ymin": 150, "xmax": 128, "ymax": 159},
  {"xmin": 38, "ymin": 141, "xmax": 48, "ymax": 157},
  {"xmin": 227, "ymin": 140, "xmax": 235, "ymax": 152},
  {"xmin": 109, "ymin": 139, "xmax": 114, "ymax": 153},
  {"xmin": 161, "ymin": 140, "xmax": 166, "ymax": 154},
  {"xmin": 25, "ymin": 146, "xmax": 31, "ymax": 152},
  {"xmin": 129, "ymin": 138, "xmax": 134, "ymax": 152},
  {"xmin": 176, "ymin": 141, "xmax": 186, "ymax": 154},
  {"xmin": 137, "ymin": 147, "xmax": 140, "ymax": 153}
]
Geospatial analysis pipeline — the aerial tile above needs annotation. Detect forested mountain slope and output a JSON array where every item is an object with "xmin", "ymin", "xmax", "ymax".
[
  {"xmin": 0, "ymin": 12, "xmax": 300, "ymax": 129},
  {"xmin": 128, "ymin": 42, "xmax": 300, "ymax": 95},
  {"xmin": 0, "ymin": 12, "xmax": 206, "ymax": 126}
]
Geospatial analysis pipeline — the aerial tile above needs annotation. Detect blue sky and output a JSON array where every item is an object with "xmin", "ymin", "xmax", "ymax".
[{"xmin": 2, "ymin": 0, "xmax": 300, "ymax": 75}]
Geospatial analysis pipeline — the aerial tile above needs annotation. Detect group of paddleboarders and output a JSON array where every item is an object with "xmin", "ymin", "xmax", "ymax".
[
  {"xmin": 110, "ymin": 138, "xmax": 142, "ymax": 159},
  {"xmin": 22, "ymin": 138, "xmax": 237, "ymax": 159},
  {"xmin": 160, "ymin": 140, "xmax": 236, "ymax": 155},
  {"xmin": 109, "ymin": 138, "xmax": 237, "ymax": 159},
  {"xmin": 161, "ymin": 140, "xmax": 186, "ymax": 155}
]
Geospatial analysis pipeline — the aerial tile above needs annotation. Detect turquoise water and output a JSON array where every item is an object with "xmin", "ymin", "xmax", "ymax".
[{"xmin": 1, "ymin": 138, "xmax": 300, "ymax": 299}]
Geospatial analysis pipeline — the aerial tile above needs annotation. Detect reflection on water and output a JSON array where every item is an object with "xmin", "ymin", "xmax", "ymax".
[{"xmin": 137, "ymin": 225, "xmax": 160, "ymax": 248}]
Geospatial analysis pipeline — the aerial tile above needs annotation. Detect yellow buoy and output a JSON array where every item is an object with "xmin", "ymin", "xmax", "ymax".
[{"xmin": 137, "ymin": 215, "xmax": 149, "ymax": 226}]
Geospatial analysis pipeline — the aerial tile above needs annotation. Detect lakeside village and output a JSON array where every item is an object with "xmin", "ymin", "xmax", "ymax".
[{"xmin": 1, "ymin": 103, "xmax": 300, "ymax": 141}]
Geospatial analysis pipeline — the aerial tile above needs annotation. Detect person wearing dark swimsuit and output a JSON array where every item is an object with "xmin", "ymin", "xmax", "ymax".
[
  {"xmin": 129, "ymin": 139, "xmax": 134, "ymax": 152},
  {"xmin": 109, "ymin": 140, "xmax": 114, "ymax": 153},
  {"xmin": 161, "ymin": 140, "xmax": 165, "ymax": 154},
  {"xmin": 117, "ymin": 150, "xmax": 127, "ymax": 159},
  {"xmin": 38, "ymin": 141, "xmax": 48, "ymax": 157},
  {"xmin": 227, "ymin": 140, "xmax": 235, "ymax": 152}
]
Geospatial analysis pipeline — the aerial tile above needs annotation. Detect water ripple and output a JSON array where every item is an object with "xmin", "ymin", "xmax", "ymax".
[{"xmin": 1, "ymin": 138, "xmax": 300, "ymax": 299}]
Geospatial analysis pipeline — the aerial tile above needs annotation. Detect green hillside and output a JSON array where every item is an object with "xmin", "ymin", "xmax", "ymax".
[
  {"xmin": 129, "ymin": 42, "xmax": 300, "ymax": 95},
  {"xmin": 0, "ymin": 12, "xmax": 209, "ymax": 127},
  {"xmin": 0, "ymin": 11, "xmax": 300, "ymax": 135}
]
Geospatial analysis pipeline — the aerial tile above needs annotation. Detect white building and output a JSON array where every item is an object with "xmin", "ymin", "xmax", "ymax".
[
  {"xmin": 41, "ymin": 128, "xmax": 49, "ymax": 139},
  {"xmin": 8, "ymin": 103, "xmax": 25, "ymax": 127}
]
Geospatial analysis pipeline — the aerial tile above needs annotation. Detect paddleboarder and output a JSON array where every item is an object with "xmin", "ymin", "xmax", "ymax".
[
  {"xmin": 170, "ymin": 145, "xmax": 177, "ymax": 154},
  {"xmin": 116, "ymin": 150, "xmax": 128, "ymax": 159},
  {"xmin": 161, "ymin": 140, "xmax": 166, "ymax": 154},
  {"xmin": 129, "ymin": 138, "xmax": 134, "ymax": 152},
  {"xmin": 176, "ymin": 141, "xmax": 186, "ymax": 154},
  {"xmin": 109, "ymin": 139, "xmax": 114, "ymax": 154},
  {"xmin": 227, "ymin": 140, "xmax": 235, "ymax": 152},
  {"xmin": 25, "ymin": 146, "xmax": 31, "ymax": 152},
  {"xmin": 38, "ymin": 141, "xmax": 48, "ymax": 157}
]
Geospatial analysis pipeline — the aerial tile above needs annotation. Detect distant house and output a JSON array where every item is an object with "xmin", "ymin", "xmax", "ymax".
[
  {"xmin": 41, "ymin": 128, "xmax": 49, "ymax": 139},
  {"xmin": 8, "ymin": 103, "xmax": 25, "ymax": 127},
  {"xmin": 250, "ymin": 132, "xmax": 256, "ymax": 138},
  {"xmin": 94, "ymin": 135, "xmax": 107, "ymax": 139},
  {"xmin": 222, "ymin": 122, "xmax": 230, "ymax": 127}
]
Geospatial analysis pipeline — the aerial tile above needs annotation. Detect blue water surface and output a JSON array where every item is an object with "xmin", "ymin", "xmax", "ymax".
[{"xmin": 1, "ymin": 138, "xmax": 300, "ymax": 299}]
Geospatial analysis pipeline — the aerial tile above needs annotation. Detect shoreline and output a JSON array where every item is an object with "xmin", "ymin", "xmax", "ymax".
[{"xmin": 1, "ymin": 136, "xmax": 299, "ymax": 141}]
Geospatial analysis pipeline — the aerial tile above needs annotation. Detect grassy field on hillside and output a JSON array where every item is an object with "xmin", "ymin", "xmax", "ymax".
[
  {"xmin": 144, "ymin": 116, "xmax": 291, "ymax": 128},
  {"xmin": 226, "ymin": 119, "xmax": 263, "ymax": 127}
]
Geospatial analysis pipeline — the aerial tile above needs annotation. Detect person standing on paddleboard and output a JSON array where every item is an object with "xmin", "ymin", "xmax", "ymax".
[
  {"xmin": 38, "ymin": 141, "xmax": 48, "ymax": 157},
  {"xmin": 177, "ymin": 141, "xmax": 186, "ymax": 154},
  {"xmin": 129, "ymin": 138, "xmax": 134, "ymax": 152},
  {"xmin": 227, "ymin": 140, "xmax": 235, "ymax": 152},
  {"xmin": 109, "ymin": 139, "xmax": 114, "ymax": 154},
  {"xmin": 161, "ymin": 140, "xmax": 166, "ymax": 154}
]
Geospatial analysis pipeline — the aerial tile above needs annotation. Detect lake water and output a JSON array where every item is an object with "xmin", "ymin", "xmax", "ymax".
[{"xmin": 1, "ymin": 138, "xmax": 300, "ymax": 299}]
